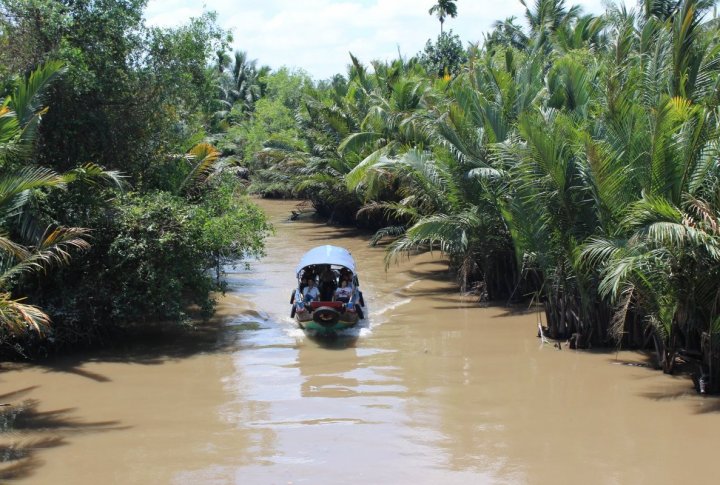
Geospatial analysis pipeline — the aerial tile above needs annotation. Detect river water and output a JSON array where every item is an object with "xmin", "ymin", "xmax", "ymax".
[{"xmin": 2, "ymin": 199, "xmax": 720, "ymax": 484}]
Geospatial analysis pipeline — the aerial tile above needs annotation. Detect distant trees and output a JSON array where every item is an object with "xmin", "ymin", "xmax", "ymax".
[
  {"xmin": 215, "ymin": 50, "xmax": 271, "ymax": 125},
  {"xmin": 419, "ymin": 31, "xmax": 467, "ymax": 77},
  {"xmin": 428, "ymin": 0, "xmax": 459, "ymax": 34}
]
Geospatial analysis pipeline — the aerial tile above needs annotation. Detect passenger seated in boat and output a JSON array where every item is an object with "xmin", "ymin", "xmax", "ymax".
[
  {"xmin": 300, "ymin": 268, "xmax": 316, "ymax": 292},
  {"xmin": 302, "ymin": 279, "xmax": 320, "ymax": 303},
  {"xmin": 339, "ymin": 270, "xmax": 353, "ymax": 290},
  {"xmin": 306, "ymin": 267, "xmax": 316, "ymax": 280},
  {"xmin": 333, "ymin": 279, "xmax": 352, "ymax": 303},
  {"xmin": 319, "ymin": 265, "xmax": 337, "ymax": 300}
]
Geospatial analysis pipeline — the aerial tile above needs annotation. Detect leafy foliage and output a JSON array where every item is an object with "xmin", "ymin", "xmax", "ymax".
[
  {"xmin": 419, "ymin": 31, "xmax": 468, "ymax": 78},
  {"xmin": 239, "ymin": 0, "xmax": 720, "ymax": 392},
  {"xmin": 0, "ymin": 2, "xmax": 271, "ymax": 356}
]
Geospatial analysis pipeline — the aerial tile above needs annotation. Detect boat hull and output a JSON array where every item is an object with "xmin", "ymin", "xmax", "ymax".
[{"xmin": 295, "ymin": 305, "xmax": 359, "ymax": 334}]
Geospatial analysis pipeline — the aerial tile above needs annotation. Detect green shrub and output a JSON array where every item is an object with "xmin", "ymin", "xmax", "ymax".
[{"xmin": 26, "ymin": 183, "xmax": 270, "ymax": 349}]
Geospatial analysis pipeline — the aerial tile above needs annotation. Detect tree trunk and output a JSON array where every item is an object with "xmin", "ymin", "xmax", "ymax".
[
  {"xmin": 652, "ymin": 330, "xmax": 676, "ymax": 373},
  {"xmin": 215, "ymin": 252, "xmax": 222, "ymax": 284}
]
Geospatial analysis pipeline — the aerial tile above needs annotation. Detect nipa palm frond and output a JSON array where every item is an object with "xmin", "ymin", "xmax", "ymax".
[
  {"xmin": 179, "ymin": 143, "xmax": 221, "ymax": 194},
  {"xmin": 1, "ymin": 226, "xmax": 90, "ymax": 284},
  {"xmin": 0, "ymin": 167, "xmax": 66, "ymax": 220},
  {"xmin": 63, "ymin": 163, "xmax": 126, "ymax": 190},
  {"xmin": 0, "ymin": 294, "xmax": 51, "ymax": 336}
]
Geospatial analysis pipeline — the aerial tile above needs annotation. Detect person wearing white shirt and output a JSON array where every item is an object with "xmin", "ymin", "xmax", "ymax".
[
  {"xmin": 302, "ymin": 279, "xmax": 320, "ymax": 303},
  {"xmin": 333, "ymin": 279, "xmax": 353, "ymax": 302}
]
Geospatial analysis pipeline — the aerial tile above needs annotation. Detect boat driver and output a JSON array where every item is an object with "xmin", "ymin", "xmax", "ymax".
[
  {"xmin": 302, "ymin": 279, "xmax": 320, "ymax": 303},
  {"xmin": 318, "ymin": 265, "xmax": 337, "ymax": 300}
]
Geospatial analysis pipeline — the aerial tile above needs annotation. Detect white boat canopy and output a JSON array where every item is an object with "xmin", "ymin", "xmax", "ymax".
[{"xmin": 295, "ymin": 245, "xmax": 356, "ymax": 277}]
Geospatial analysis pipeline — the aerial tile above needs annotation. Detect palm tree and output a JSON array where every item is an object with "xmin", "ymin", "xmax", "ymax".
[
  {"xmin": 341, "ymin": 74, "xmax": 431, "ymax": 191},
  {"xmin": 429, "ymin": 0, "xmax": 458, "ymax": 34},
  {"xmin": 214, "ymin": 51, "xmax": 270, "ymax": 124},
  {"xmin": 0, "ymin": 62, "xmax": 80, "ymax": 334},
  {"xmin": 642, "ymin": 0, "xmax": 681, "ymax": 20},
  {"xmin": 520, "ymin": 0, "xmax": 581, "ymax": 45},
  {"xmin": 0, "ymin": 170, "xmax": 91, "ymax": 335},
  {"xmin": 576, "ymin": 0, "xmax": 720, "ymax": 376},
  {"xmin": 177, "ymin": 143, "xmax": 223, "ymax": 196},
  {"xmin": 484, "ymin": 17, "xmax": 530, "ymax": 51},
  {"xmin": 361, "ymin": 149, "xmax": 513, "ymax": 294},
  {"xmin": 0, "ymin": 62, "xmax": 122, "ymax": 336}
]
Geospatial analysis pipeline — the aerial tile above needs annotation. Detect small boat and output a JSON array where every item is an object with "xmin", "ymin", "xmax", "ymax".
[{"xmin": 290, "ymin": 245, "xmax": 365, "ymax": 335}]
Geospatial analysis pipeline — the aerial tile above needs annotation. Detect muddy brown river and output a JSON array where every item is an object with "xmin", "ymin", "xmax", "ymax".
[{"xmin": 2, "ymin": 199, "xmax": 720, "ymax": 484}]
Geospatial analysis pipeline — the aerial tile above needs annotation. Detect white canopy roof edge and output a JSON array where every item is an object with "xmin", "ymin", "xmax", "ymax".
[{"xmin": 295, "ymin": 245, "xmax": 356, "ymax": 276}]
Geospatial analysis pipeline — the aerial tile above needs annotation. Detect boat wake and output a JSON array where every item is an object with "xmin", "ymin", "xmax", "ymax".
[{"xmin": 372, "ymin": 298, "xmax": 412, "ymax": 320}]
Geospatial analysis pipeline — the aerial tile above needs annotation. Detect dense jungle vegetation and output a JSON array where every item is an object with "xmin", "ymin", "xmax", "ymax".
[
  {"xmin": 0, "ymin": 0, "xmax": 271, "ymax": 355},
  {"xmin": 3, "ymin": 0, "xmax": 720, "ymax": 394},
  {"xmin": 238, "ymin": 0, "xmax": 720, "ymax": 393}
]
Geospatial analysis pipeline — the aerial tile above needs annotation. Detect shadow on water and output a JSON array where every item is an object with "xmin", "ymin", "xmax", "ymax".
[
  {"xmin": 20, "ymin": 319, "xmax": 248, "ymax": 382},
  {"xmin": 637, "ymin": 384, "xmax": 720, "ymax": 413},
  {"xmin": 0, "ymin": 389, "xmax": 127, "ymax": 481},
  {"xmin": 431, "ymin": 304, "xmax": 486, "ymax": 311},
  {"xmin": 406, "ymin": 268, "xmax": 454, "ymax": 282},
  {"xmin": 306, "ymin": 228, "xmax": 368, "ymax": 241},
  {"xmin": 588, "ymin": 349, "xmax": 720, "ymax": 410},
  {"xmin": 491, "ymin": 305, "xmax": 537, "ymax": 318},
  {"xmin": 40, "ymin": 364, "xmax": 112, "ymax": 383},
  {"xmin": 693, "ymin": 397, "xmax": 720, "ymax": 414},
  {"xmin": 303, "ymin": 332, "xmax": 359, "ymax": 350}
]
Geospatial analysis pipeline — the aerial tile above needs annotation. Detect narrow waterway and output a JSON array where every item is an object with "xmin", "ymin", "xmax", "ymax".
[{"xmin": 2, "ymin": 199, "xmax": 720, "ymax": 484}]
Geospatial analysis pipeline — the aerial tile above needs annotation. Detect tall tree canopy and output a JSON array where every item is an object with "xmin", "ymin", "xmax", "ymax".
[{"xmin": 428, "ymin": 0, "xmax": 458, "ymax": 34}]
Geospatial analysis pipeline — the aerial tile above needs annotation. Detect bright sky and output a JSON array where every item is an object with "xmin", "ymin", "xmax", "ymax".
[{"xmin": 144, "ymin": 0, "xmax": 627, "ymax": 80}]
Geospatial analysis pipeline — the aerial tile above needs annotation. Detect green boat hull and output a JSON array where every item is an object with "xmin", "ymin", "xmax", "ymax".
[
  {"xmin": 295, "ymin": 309, "xmax": 359, "ymax": 335},
  {"xmin": 299, "ymin": 320, "xmax": 358, "ymax": 334}
]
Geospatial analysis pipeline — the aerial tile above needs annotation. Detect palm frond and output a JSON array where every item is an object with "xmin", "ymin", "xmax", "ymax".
[
  {"xmin": 338, "ymin": 131, "xmax": 383, "ymax": 155},
  {"xmin": 63, "ymin": 163, "xmax": 126, "ymax": 190},
  {"xmin": 9, "ymin": 61, "xmax": 66, "ymax": 153},
  {"xmin": 0, "ymin": 167, "xmax": 66, "ymax": 220},
  {"xmin": 344, "ymin": 149, "xmax": 384, "ymax": 191},
  {"xmin": 369, "ymin": 225, "xmax": 407, "ymax": 246},
  {"xmin": 179, "ymin": 143, "xmax": 221, "ymax": 194},
  {"xmin": 1, "ymin": 226, "xmax": 90, "ymax": 283},
  {"xmin": 0, "ymin": 294, "xmax": 50, "ymax": 336}
]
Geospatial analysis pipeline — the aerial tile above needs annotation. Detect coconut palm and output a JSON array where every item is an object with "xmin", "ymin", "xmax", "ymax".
[
  {"xmin": 582, "ymin": 97, "xmax": 720, "ymax": 368},
  {"xmin": 347, "ymin": 59, "xmax": 524, "ymax": 296},
  {"xmin": 428, "ymin": 0, "xmax": 458, "ymax": 34},
  {"xmin": 642, "ymin": 0, "xmax": 681, "ymax": 20},
  {"xmin": 0, "ymin": 172, "xmax": 90, "ymax": 335},
  {"xmin": 275, "ymin": 0, "xmax": 720, "ymax": 391},
  {"xmin": 177, "ymin": 142, "xmax": 223, "ymax": 195},
  {"xmin": 354, "ymin": 148, "xmax": 510, "ymax": 293},
  {"xmin": 214, "ymin": 51, "xmax": 270, "ymax": 123},
  {"xmin": 553, "ymin": 14, "xmax": 607, "ymax": 52}
]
